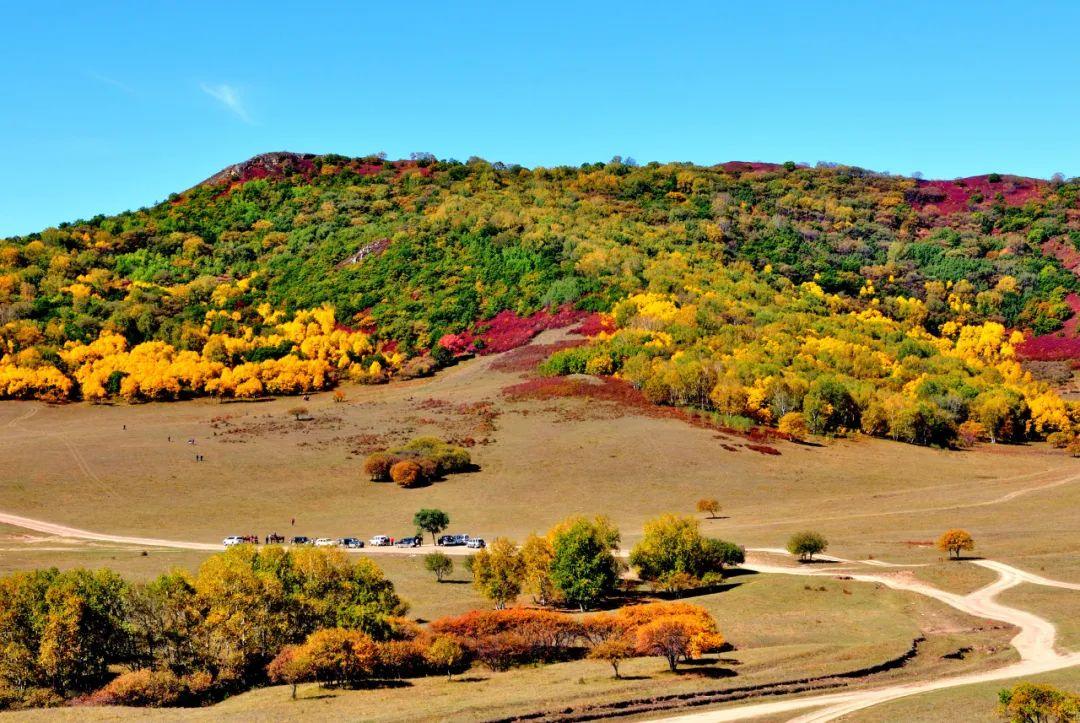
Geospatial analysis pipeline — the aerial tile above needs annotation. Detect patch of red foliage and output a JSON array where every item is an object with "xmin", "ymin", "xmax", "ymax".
[
  {"xmin": 570, "ymin": 313, "xmax": 616, "ymax": 337},
  {"xmin": 1043, "ymin": 239, "xmax": 1080, "ymax": 274},
  {"xmin": 438, "ymin": 306, "xmax": 592, "ymax": 357},
  {"xmin": 911, "ymin": 175, "xmax": 1044, "ymax": 215},
  {"xmin": 1016, "ymin": 293, "xmax": 1080, "ymax": 361}
]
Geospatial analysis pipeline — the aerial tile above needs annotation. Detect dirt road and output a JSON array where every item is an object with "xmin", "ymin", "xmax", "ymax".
[
  {"xmin": 0, "ymin": 510, "xmax": 476, "ymax": 555},
  {"xmin": 1, "ymin": 507, "xmax": 1076, "ymax": 720},
  {"xmin": 651, "ymin": 552, "xmax": 1080, "ymax": 722}
]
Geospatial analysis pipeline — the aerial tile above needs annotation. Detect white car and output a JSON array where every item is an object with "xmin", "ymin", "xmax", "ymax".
[
  {"xmin": 466, "ymin": 538, "xmax": 486, "ymax": 549},
  {"xmin": 369, "ymin": 535, "xmax": 391, "ymax": 547},
  {"xmin": 314, "ymin": 537, "xmax": 336, "ymax": 547},
  {"xmin": 223, "ymin": 536, "xmax": 245, "ymax": 547}
]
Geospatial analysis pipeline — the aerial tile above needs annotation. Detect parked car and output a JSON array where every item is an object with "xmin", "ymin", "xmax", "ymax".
[
  {"xmin": 438, "ymin": 534, "xmax": 470, "ymax": 546},
  {"xmin": 466, "ymin": 538, "xmax": 486, "ymax": 549},
  {"xmin": 314, "ymin": 537, "xmax": 336, "ymax": 547},
  {"xmin": 337, "ymin": 537, "xmax": 364, "ymax": 549},
  {"xmin": 369, "ymin": 535, "xmax": 391, "ymax": 547},
  {"xmin": 223, "ymin": 535, "xmax": 245, "ymax": 547},
  {"xmin": 290, "ymin": 536, "xmax": 312, "ymax": 545},
  {"xmin": 395, "ymin": 536, "xmax": 421, "ymax": 548}
]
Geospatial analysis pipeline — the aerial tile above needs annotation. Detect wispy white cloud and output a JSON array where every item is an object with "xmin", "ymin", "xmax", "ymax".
[
  {"xmin": 87, "ymin": 72, "xmax": 136, "ymax": 94},
  {"xmin": 200, "ymin": 83, "xmax": 251, "ymax": 123}
]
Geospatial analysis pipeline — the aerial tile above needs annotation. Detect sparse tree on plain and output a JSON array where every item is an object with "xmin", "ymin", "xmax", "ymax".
[
  {"xmin": 287, "ymin": 406, "xmax": 309, "ymax": 421},
  {"xmin": 696, "ymin": 498, "xmax": 721, "ymax": 518},
  {"xmin": 937, "ymin": 529, "xmax": 975, "ymax": 560},
  {"xmin": 424, "ymin": 552, "xmax": 453, "ymax": 582},
  {"xmin": 787, "ymin": 531, "xmax": 828, "ymax": 562}
]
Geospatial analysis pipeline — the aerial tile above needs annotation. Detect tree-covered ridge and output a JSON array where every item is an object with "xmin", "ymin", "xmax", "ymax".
[
  {"xmin": 542, "ymin": 259, "xmax": 1078, "ymax": 450},
  {"xmin": 0, "ymin": 153, "xmax": 1078, "ymax": 409}
]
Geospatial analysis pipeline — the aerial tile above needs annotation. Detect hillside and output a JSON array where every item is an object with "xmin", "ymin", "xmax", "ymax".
[{"xmin": 1, "ymin": 153, "xmax": 1079, "ymax": 449}]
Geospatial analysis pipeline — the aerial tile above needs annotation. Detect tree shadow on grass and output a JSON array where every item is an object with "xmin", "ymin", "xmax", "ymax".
[
  {"xmin": 676, "ymin": 664, "xmax": 737, "ymax": 680},
  {"xmin": 453, "ymin": 676, "xmax": 490, "ymax": 683}
]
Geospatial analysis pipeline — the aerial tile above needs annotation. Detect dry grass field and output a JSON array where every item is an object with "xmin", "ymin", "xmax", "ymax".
[{"xmin": 1, "ymin": 328, "xmax": 1078, "ymax": 720}]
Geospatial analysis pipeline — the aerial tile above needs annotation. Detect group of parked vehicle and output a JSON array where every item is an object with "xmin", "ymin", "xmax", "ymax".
[{"xmin": 222, "ymin": 533, "xmax": 486, "ymax": 549}]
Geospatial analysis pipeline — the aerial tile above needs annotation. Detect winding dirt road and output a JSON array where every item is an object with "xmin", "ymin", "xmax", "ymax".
[
  {"xmin": 3, "ymin": 509, "xmax": 1076, "ymax": 721},
  {"xmin": 652, "ymin": 552, "xmax": 1080, "ymax": 722}
]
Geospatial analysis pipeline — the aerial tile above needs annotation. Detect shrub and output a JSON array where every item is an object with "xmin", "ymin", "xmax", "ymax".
[
  {"xmin": 998, "ymin": 681, "xmax": 1079, "ymax": 722},
  {"xmin": 778, "ymin": 411, "xmax": 809, "ymax": 439},
  {"xmin": 957, "ymin": 420, "xmax": 987, "ymax": 448},
  {"xmin": 375, "ymin": 639, "xmax": 428, "ymax": 678},
  {"xmin": 424, "ymin": 636, "xmax": 467, "ymax": 680},
  {"xmin": 89, "ymin": 669, "xmax": 187, "ymax": 707},
  {"xmin": 0, "ymin": 686, "xmax": 63, "ymax": 711},
  {"xmin": 363, "ymin": 452, "xmax": 399, "ymax": 481},
  {"xmin": 430, "ymin": 608, "xmax": 584, "ymax": 664},
  {"xmin": 390, "ymin": 460, "xmax": 423, "ymax": 488}
]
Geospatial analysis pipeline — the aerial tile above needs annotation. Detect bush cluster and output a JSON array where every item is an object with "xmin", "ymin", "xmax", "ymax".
[{"xmin": 363, "ymin": 437, "xmax": 473, "ymax": 487}]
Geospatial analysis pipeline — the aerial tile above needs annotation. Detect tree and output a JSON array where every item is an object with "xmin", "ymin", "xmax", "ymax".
[
  {"xmin": 413, "ymin": 509, "xmax": 450, "ymax": 545},
  {"xmin": 266, "ymin": 645, "xmax": 309, "ymax": 699},
  {"xmin": 998, "ymin": 682, "xmax": 1080, "ymax": 722},
  {"xmin": 521, "ymin": 534, "xmax": 558, "ymax": 606},
  {"xmin": 587, "ymin": 637, "xmax": 636, "ymax": 678},
  {"xmin": 549, "ymin": 517, "xmax": 620, "ymax": 610},
  {"xmin": 424, "ymin": 552, "xmax": 453, "ymax": 582},
  {"xmin": 290, "ymin": 628, "xmax": 377, "ymax": 688},
  {"xmin": 630, "ymin": 515, "xmax": 743, "ymax": 585},
  {"xmin": 287, "ymin": 406, "xmax": 309, "ymax": 420},
  {"xmin": 635, "ymin": 618, "xmax": 696, "ymax": 672},
  {"xmin": 937, "ymin": 529, "xmax": 975, "ymax": 560},
  {"xmin": 424, "ymin": 636, "xmax": 466, "ymax": 680},
  {"xmin": 787, "ymin": 531, "xmax": 828, "ymax": 562},
  {"xmin": 695, "ymin": 498, "xmax": 721, "ymax": 518},
  {"xmin": 469, "ymin": 538, "xmax": 524, "ymax": 609}
]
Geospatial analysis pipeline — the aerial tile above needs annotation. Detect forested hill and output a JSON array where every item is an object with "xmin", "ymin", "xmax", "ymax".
[{"xmin": 1, "ymin": 152, "xmax": 1079, "ymax": 450}]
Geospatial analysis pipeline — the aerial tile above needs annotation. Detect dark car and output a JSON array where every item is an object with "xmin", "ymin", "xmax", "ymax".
[
  {"xmin": 337, "ymin": 537, "xmax": 364, "ymax": 549},
  {"xmin": 438, "ymin": 534, "xmax": 469, "ymax": 546},
  {"xmin": 290, "ymin": 536, "xmax": 312, "ymax": 545},
  {"xmin": 395, "ymin": 536, "xmax": 422, "ymax": 548}
]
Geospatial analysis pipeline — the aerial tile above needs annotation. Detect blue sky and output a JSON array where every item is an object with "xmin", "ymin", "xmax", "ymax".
[{"xmin": 2, "ymin": 1, "xmax": 1079, "ymax": 236}]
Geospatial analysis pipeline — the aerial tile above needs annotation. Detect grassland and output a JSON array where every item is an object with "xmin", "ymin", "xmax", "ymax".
[
  {"xmin": 1, "ymin": 573, "xmax": 1017, "ymax": 722},
  {"xmin": 0, "ymin": 329, "xmax": 1078, "ymax": 719}
]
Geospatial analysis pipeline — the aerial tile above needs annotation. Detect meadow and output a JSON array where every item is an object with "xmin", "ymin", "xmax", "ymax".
[{"xmin": 0, "ymin": 329, "xmax": 1078, "ymax": 719}]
